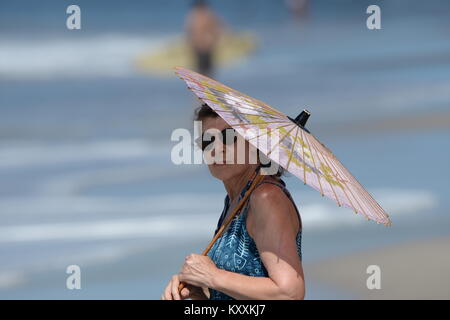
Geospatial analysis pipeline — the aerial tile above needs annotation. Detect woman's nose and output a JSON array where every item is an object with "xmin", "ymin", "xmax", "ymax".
[
  {"xmin": 209, "ymin": 141, "xmax": 220, "ymax": 158},
  {"xmin": 211, "ymin": 142, "xmax": 227, "ymax": 161}
]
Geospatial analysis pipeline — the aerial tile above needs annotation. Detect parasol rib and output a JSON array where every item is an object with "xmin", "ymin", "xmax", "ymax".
[
  {"xmin": 300, "ymin": 129, "xmax": 324, "ymax": 196},
  {"xmin": 227, "ymin": 120, "xmax": 294, "ymax": 127},
  {"xmin": 216, "ymin": 109, "xmax": 283, "ymax": 119},
  {"xmin": 303, "ymin": 130, "xmax": 329, "ymax": 199},
  {"xmin": 323, "ymin": 149, "xmax": 383, "ymax": 221},
  {"xmin": 328, "ymin": 157, "xmax": 373, "ymax": 219},
  {"xmin": 266, "ymin": 125, "xmax": 298, "ymax": 158},
  {"xmin": 188, "ymin": 87, "xmax": 285, "ymax": 116},
  {"xmin": 313, "ymin": 141, "xmax": 360, "ymax": 215},
  {"xmin": 246, "ymin": 124, "xmax": 295, "ymax": 142},
  {"xmin": 197, "ymin": 95, "xmax": 287, "ymax": 118},
  {"xmin": 285, "ymin": 126, "xmax": 300, "ymax": 172},
  {"xmin": 299, "ymin": 128, "xmax": 308, "ymax": 186},
  {"xmin": 329, "ymin": 154, "xmax": 387, "ymax": 219}
]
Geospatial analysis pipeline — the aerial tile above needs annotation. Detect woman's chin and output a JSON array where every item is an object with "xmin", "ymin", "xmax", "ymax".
[{"xmin": 209, "ymin": 163, "xmax": 232, "ymax": 179}]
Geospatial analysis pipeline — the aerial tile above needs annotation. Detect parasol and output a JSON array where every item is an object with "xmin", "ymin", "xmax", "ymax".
[{"xmin": 174, "ymin": 66, "xmax": 391, "ymax": 294}]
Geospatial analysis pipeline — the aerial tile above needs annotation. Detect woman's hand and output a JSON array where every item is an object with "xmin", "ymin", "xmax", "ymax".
[
  {"xmin": 161, "ymin": 274, "xmax": 208, "ymax": 300},
  {"xmin": 179, "ymin": 254, "xmax": 219, "ymax": 289}
]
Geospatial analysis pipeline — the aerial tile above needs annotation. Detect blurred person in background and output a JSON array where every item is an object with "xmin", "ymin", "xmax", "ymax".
[
  {"xmin": 285, "ymin": 0, "xmax": 309, "ymax": 20},
  {"xmin": 185, "ymin": 0, "xmax": 223, "ymax": 77}
]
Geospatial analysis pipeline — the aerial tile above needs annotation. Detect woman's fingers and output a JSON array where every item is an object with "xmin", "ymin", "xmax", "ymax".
[
  {"xmin": 162, "ymin": 274, "xmax": 199, "ymax": 300},
  {"xmin": 164, "ymin": 283, "xmax": 171, "ymax": 300},
  {"xmin": 163, "ymin": 277, "xmax": 174, "ymax": 300},
  {"xmin": 171, "ymin": 275, "xmax": 182, "ymax": 300},
  {"xmin": 180, "ymin": 287, "xmax": 191, "ymax": 299}
]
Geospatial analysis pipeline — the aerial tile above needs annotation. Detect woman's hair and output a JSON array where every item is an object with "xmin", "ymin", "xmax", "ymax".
[
  {"xmin": 194, "ymin": 103, "xmax": 219, "ymax": 122},
  {"xmin": 192, "ymin": 0, "xmax": 207, "ymax": 8},
  {"xmin": 194, "ymin": 103, "xmax": 286, "ymax": 178}
]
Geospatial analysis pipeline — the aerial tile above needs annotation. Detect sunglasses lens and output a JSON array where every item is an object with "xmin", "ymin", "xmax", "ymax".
[
  {"xmin": 199, "ymin": 129, "xmax": 236, "ymax": 151},
  {"xmin": 201, "ymin": 133, "xmax": 215, "ymax": 151}
]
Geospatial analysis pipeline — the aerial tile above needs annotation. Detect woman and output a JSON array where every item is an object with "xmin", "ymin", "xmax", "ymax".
[{"xmin": 162, "ymin": 104, "xmax": 305, "ymax": 300}]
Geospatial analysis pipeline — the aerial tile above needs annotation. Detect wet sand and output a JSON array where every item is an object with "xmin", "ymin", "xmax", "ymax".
[{"xmin": 305, "ymin": 236, "xmax": 450, "ymax": 299}]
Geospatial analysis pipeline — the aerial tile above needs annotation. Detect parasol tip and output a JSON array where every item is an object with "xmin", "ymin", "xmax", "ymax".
[{"xmin": 289, "ymin": 109, "xmax": 311, "ymax": 130}]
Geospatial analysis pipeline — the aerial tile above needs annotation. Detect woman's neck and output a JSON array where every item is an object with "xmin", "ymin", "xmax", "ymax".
[{"xmin": 223, "ymin": 165, "xmax": 259, "ymax": 204}]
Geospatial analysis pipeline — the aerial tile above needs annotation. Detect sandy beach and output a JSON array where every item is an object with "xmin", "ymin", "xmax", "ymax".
[{"xmin": 305, "ymin": 236, "xmax": 450, "ymax": 299}]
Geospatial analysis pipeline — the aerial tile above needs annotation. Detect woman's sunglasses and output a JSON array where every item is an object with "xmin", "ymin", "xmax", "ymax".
[{"xmin": 196, "ymin": 128, "xmax": 238, "ymax": 151}]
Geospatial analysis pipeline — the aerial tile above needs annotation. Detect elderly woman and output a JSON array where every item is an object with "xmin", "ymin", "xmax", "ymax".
[{"xmin": 162, "ymin": 104, "xmax": 305, "ymax": 300}]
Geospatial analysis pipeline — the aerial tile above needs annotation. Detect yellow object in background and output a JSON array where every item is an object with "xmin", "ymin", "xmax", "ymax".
[{"xmin": 134, "ymin": 32, "xmax": 258, "ymax": 76}]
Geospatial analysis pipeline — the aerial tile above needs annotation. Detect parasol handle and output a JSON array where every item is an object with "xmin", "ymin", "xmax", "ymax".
[{"xmin": 177, "ymin": 171, "xmax": 267, "ymax": 295}]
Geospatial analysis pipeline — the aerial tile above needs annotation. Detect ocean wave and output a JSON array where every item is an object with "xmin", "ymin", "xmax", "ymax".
[
  {"xmin": 0, "ymin": 193, "xmax": 221, "ymax": 217},
  {"xmin": 0, "ymin": 139, "xmax": 171, "ymax": 168},
  {"xmin": 0, "ymin": 213, "xmax": 217, "ymax": 243},
  {"xmin": 0, "ymin": 271, "xmax": 26, "ymax": 290},
  {"xmin": 0, "ymin": 188, "xmax": 437, "ymax": 243},
  {"xmin": 0, "ymin": 244, "xmax": 148, "ymax": 290},
  {"xmin": 0, "ymin": 33, "xmax": 173, "ymax": 80}
]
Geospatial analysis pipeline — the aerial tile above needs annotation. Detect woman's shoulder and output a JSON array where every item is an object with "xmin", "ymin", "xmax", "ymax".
[
  {"xmin": 245, "ymin": 185, "xmax": 300, "ymax": 248},
  {"xmin": 248, "ymin": 178, "xmax": 295, "ymax": 218},
  {"xmin": 247, "ymin": 177, "xmax": 301, "ymax": 234},
  {"xmin": 251, "ymin": 180, "xmax": 285, "ymax": 202},
  {"xmin": 250, "ymin": 176, "xmax": 287, "ymax": 202}
]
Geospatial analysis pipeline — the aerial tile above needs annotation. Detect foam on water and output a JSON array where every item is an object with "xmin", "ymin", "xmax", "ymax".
[
  {"xmin": 0, "ymin": 34, "xmax": 174, "ymax": 80},
  {"xmin": 0, "ymin": 188, "xmax": 437, "ymax": 243},
  {"xmin": 0, "ymin": 139, "xmax": 171, "ymax": 168}
]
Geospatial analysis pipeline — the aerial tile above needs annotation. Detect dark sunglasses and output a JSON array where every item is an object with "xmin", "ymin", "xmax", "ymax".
[{"xmin": 196, "ymin": 128, "xmax": 238, "ymax": 151}]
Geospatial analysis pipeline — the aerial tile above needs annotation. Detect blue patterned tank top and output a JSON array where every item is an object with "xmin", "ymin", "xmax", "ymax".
[{"xmin": 206, "ymin": 177, "xmax": 302, "ymax": 300}]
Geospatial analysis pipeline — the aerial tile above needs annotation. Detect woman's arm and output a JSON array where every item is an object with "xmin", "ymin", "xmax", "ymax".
[
  {"xmin": 209, "ymin": 183, "xmax": 305, "ymax": 300},
  {"xmin": 179, "ymin": 184, "xmax": 305, "ymax": 300},
  {"xmin": 211, "ymin": 268, "xmax": 299, "ymax": 300}
]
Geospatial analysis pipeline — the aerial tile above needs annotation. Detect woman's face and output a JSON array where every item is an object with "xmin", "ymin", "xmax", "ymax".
[{"xmin": 201, "ymin": 116, "xmax": 257, "ymax": 181}]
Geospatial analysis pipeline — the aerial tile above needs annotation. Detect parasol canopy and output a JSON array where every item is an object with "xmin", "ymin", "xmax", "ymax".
[{"xmin": 175, "ymin": 66, "xmax": 391, "ymax": 226}]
